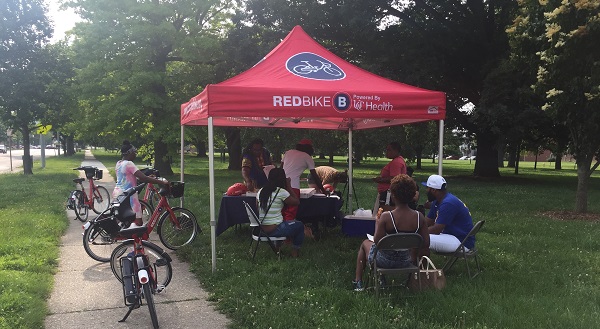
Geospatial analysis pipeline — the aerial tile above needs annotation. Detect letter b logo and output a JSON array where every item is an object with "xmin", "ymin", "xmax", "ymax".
[{"xmin": 333, "ymin": 93, "xmax": 351, "ymax": 112}]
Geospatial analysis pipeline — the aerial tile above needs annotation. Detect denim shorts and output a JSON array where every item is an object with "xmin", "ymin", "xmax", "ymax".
[{"xmin": 367, "ymin": 244, "xmax": 412, "ymax": 269}]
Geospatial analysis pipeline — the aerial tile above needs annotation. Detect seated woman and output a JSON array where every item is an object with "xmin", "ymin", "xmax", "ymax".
[
  {"xmin": 353, "ymin": 174, "xmax": 430, "ymax": 291},
  {"xmin": 257, "ymin": 167, "xmax": 304, "ymax": 257}
]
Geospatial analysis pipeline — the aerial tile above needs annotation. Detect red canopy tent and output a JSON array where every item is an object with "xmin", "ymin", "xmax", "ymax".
[{"xmin": 180, "ymin": 26, "xmax": 446, "ymax": 271}]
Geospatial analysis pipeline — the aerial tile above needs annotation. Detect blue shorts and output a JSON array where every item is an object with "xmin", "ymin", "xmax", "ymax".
[{"xmin": 367, "ymin": 244, "xmax": 412, "ymax": 269}]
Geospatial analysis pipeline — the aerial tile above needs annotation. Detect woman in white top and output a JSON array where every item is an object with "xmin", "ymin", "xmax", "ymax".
[{"xmin": 257, "ymin": 167, "xmax": 304, "ymax": 257}]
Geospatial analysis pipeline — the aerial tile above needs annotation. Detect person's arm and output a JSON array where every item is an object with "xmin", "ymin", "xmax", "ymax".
[
  {"xmin": 134, "ymin": 170, "xmax": 169, "ymax": 186},
  {"xmin": 373, "ymin": 211, "xmax": 389, "ymax": 244},
  {"xmin": 309, "ymin": 168, "xmax": 327, "ymax": 194},
  {"xmin": 416, "ymin": 214, "xmax": 430, "ymax": 260},
  {"xmin": 241, "ymin": 167, "xmax": 255, "ymax": 191},
  {"xmin": 283, "ymin": 177, "xmax": 300, "ymax": 206},
  {"xmin": 428, "ymin": 222, "xmax": 445, "ymax": 235}
]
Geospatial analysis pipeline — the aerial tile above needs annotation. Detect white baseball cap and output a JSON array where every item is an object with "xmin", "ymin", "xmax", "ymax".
[{"xmin": 422, "ymin": 175, "xmax": 447, "ymax": 190}]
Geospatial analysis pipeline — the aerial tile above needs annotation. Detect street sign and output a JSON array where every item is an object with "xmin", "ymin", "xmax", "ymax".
[
  {"xmin": 37, "ymin": 125, "xmax": 52, "ymax": 134},
  {"xmin": 6, "ymin": 129, "xmax": 12, "ymax": 136}
]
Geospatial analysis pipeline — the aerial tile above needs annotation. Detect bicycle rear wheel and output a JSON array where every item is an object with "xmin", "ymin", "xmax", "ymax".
[
  {"xmin": 74, "ymin": 190, "xmax": 89, "ymax": 222},
  {"xmin": 110, "ymin": 240, "xmax": 172, "ymax": 288},
  {"xmin": 157, "ymin": 207, "xmax": 199, "ymax": 250},
  {"xmin": 92, "ymin": 185, "xmax": 111, "ymax": 214},
  {"xmin": 142, "ymin": 283, "xmax": 159, "ymax": 329},
  {"xmin": 83, "ymin": 222, "xmax": 120, "ymax": 262}
]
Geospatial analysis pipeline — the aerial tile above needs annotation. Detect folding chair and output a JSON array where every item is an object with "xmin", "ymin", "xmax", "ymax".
[
  {"xmin": 434, "ymin": 220, "xmax": 485, "ymax": 279},
  {"xmin": 370, "ymin": 233, "xmax": 422, "ymax": 297},
  {"xmin": 242, "ymin": 201, "xmax": 286, "ymax": 260}
]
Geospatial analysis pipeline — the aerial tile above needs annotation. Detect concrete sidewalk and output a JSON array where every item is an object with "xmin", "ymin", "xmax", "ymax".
[{"xmin": 45, "ymin": 150, "xmax": 230, "ymax": 329}]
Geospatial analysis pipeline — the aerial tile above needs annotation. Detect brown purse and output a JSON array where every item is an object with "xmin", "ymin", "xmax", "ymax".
[{"xmin": 408, "ymin": 256, "xmax": 446, "ymax": 291}]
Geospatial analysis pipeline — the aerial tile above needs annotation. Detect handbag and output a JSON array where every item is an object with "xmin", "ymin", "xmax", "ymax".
[{"xmin": 408, "ymin": 256, "xmax": 446, "ymax": 292}]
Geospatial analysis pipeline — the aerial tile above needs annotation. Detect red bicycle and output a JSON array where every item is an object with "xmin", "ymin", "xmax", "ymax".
[
  {"xmin": 67, "ymin": 166, "xmax": 111, "ymax": 222},
  {"xmin": 83, "ymin": 181, "xmax": 199, "ymax": 262},
  {"xmin": 113, "ymin": 223, "xmax": 172, "ymax": 329}
]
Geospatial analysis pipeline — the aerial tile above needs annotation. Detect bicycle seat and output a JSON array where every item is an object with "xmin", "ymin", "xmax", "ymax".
[
  {"xmin": 73, "ymin": 178, "xmax": 85, "ymax": 183},
  {"xmin": 119, "ymin": 224, "xmax": 148, "ymax": 238}
]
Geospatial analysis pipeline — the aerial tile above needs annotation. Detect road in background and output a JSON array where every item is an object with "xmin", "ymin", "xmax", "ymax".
[{"xmin": 0, "ymin": 148, "xmax": 59, "ymax": 173}]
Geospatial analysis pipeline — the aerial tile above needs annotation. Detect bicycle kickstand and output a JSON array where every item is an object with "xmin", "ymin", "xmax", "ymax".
[{"xmin": 118, "ymin": 302, "xmax": 140, "ymax": 323}]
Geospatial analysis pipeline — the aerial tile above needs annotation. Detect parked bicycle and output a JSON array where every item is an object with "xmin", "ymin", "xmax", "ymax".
[
  {"xmin": 82, "ymin": 180, "xmax": 199, "ymax": 262},
  {"xmin": 113, "ymin": 222, "xmax": 172, "ymax": 329},
  {"xmin": 66, "ymin": 166, "xmax": 111, "ymax": 222}
]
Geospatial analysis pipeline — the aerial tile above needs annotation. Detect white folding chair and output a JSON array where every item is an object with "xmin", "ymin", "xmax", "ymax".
[{"xmin": 242, "ymin": 201, "xmax": 286, "ymax": 260}]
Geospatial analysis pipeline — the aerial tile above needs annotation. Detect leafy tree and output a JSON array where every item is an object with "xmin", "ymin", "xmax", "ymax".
[
  {"xmin": 66, "ymin": 0, "xmax": 234, "ymax": 175},
  {"xmin": 0, "ymin": 0, "xmax": 56, "ymax": 174},
  {"xmin": 508, "ymin": 0, "xmax": 600, "ymax": 212}
]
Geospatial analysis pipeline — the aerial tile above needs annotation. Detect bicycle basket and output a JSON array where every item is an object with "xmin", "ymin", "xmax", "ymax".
[
  {"xmin": 96, "ymin": 214, "xmax": 122, "ymax": 234},
  {"xmin": 95, "ymin": 169, "xmax": 103, "ymax": 180},
  {"xmin": 170, "ymin": 181, "xmax": 185, "ymax": 198},
  {"xmin": 84, "ymin": 167, "xmax": 96, "ymax": 179}
]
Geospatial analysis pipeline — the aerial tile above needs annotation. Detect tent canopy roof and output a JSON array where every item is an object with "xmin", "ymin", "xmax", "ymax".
[{"xmin": 181, "ymin": 26, "xmax": 446, "ymax": 131}]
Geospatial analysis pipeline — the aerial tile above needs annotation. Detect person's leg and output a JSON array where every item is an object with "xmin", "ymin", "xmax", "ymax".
[
  {"xmin": 131, "ymin": 194, "xmax": 143, "ymax": 226},
  {"xmin": 429, "ymin": 234, "xmax": 462, "ymax": 253},
  {"xmin": 282, "ymin": 188, "xmax": 300, "ymax": 221},
  {"xmin": 355, "ymin": 240, "xmax": 373, "ymax": 282},
  {"xmin": 270, "ymin": 220, "xmax": 305, "ymax": 255}
]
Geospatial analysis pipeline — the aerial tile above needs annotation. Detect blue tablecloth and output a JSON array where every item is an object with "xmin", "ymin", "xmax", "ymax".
[{"xmin": 217, "ymin": 195, "xmax": 343, "ymax": 236}]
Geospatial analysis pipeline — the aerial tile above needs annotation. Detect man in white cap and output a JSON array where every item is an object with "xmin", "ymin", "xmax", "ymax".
[{"xmin": 422, "ymin": 175, "xmax": 475, "ymax": 252}]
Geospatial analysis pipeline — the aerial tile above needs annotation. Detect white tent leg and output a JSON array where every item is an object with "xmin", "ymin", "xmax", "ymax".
[
  {"xmin": 180, "ymin": 125, "xmax": 185, "ymax": 207},
  {"xmin": 348, "ymin": 128, "xmax": 353, "ymax": 213},
  {"xmin": 438, "ymin": 119, "xmax": 444, "ymax": 175},
  {"xmin": 208, "ymin": 118, "xmax": 217, "ymax": 272}
]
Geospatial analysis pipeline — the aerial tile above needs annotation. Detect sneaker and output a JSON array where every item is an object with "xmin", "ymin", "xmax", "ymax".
[{"xmin": 353, "ymin": 280, "xmax": 364, "ymax": 292}]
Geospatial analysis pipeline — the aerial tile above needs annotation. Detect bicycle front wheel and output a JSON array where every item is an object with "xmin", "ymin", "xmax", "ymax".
[
  {"xmin": 110, "ymin": 240, "xmax": 172, "ymax": 288},
  {"xmin": 83, "ymin": 222, "xmax": 120, "ymax": 262},
  {"xmin": 74, "ymin": 190, "xmax": 89, "ymax": 222},
  {"xmin": 142, "ymin": 283, "xmax": 159, "ymax": 329},
  {"xmin": 92, "ymin": 185, "xmax": 111, "ymax": 214},
  {"xmin": 157, "ymin": 207, "xmax": 199, "ymax": 250}
]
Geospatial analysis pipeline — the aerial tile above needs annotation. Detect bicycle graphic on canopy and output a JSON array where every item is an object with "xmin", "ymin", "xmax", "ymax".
[{"xmin": 292, "ymin": 60, "xmax": 343, "ymax": 77}]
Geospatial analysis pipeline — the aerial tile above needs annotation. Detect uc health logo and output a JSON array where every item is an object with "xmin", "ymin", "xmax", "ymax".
[{"xmin": 286, "ymin": 52, "xmax": 346, "ymax": 81}]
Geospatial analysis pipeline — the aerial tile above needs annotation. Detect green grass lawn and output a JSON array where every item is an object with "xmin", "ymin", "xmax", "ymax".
[{"xmin": 1, "ymin": 151, "xmax": 599, "ymax": 328}]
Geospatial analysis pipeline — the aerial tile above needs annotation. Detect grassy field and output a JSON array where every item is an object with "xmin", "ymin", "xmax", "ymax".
[{"xmin": 1, "ymin": 151, "xmax": 599, "ymax": 328}]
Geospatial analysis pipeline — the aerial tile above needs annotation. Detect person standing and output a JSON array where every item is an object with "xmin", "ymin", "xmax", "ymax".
[
  {"xmin": 422, "ymin": 174, "xmax": 474, "ymax": 253},
  {"xmin": 241, "ymin": 138, "xmax": 273, "ymax": 192},
  {"xmin": 372, "ymin": 142, "xmax": 407, "ymax": 212},
  {"xmin": 113, "ymin": 140, "xmax": 170, "ymax": 227},
  {"xmin": 281, "ymin": 139, "xmax": 326, "ymax": 220}
]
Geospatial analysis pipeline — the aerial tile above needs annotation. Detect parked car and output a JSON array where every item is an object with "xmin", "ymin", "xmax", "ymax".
[
  {"xmin": 0, "ymin": 145, "xmax": 6, "ymax": 154},
  {"xmin": 469, "ymin": 156, "xmax": 476, "ymax": 160},
  {"xmin": 445, "ymin": 155, "xmax": 459, "ymax": 160}
]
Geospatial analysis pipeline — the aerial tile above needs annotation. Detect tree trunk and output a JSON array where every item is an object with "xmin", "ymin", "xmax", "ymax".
[
  {"xmin": 497, "ymin": 143, "xmax": 505, "ymax": 168},
  {"xmin": 507, "ymin": 144, "xmax": 517, "ymax": 168},
  {"xmin": 575, "ymin": 156, "xmax": 591, "ymax": 213},
  {"xmin": 154, "ymin": 139, "xmax": 173, "ymax": 176},
  {"xmin": 225, "ymin": 127, "xmax": 241, "ymax": 170},
  {"xmin": 22, "ymin": 125, "xmax": 33, "ymax": 175},
  {"xmin": 554, "ymin": 152, "xmax": 562, "ymax": 170},
  {"xmin": 195, "ymin": 141, "xmax": 207, "ymax": 158},
  {"xmin": 66, "ymin": 135, "xmax": 75, "ymax": 155},
  {"xmin": 473, "ymin": 133, "xmax": 500, "ymax": 177}
]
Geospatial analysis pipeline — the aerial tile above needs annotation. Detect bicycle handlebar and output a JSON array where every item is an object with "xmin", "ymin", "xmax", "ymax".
[{"xmin": 73, "ymin": 166, "xmax": 98, "ymax": 170}]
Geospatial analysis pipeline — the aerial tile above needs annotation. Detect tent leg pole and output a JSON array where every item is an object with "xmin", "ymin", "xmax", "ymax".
[
  {"xmin": 438, "ymin": 119, "xmax": 444, "ymax": 175},
  {"xmin": 348, "ymin": 128, "xmax": 353, "ymax": 214},
  {"xmin": 180, "ymin": 125, "xmax": 185, "ymax": 208},
  {"xmin": 209, "ymin": 118, "xmax": 217, "ymax": 273}
]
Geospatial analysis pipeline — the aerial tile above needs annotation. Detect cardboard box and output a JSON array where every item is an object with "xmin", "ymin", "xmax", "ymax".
[{"xmin": 299, "ymin": 188, "xmax": 316, "ymax": 199}]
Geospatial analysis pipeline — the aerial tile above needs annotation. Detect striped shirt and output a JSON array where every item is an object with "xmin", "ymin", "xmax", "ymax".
[{"xmin": 256, "ymin": 187, "xmax": 290, "ymax": 226}]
